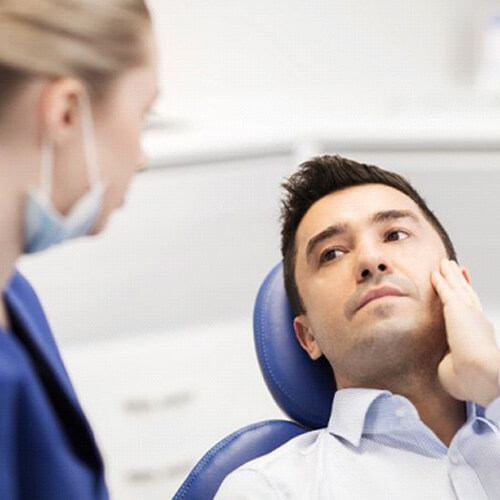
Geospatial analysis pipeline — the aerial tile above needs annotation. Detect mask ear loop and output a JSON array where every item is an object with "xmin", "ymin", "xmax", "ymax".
[
  {"xmin": 40, "ymin": 135, "xmax": 54, "ymax": 200},
  {"xmin": 79, "ymin": 91, "xmax": 100, "ymax": 187}
]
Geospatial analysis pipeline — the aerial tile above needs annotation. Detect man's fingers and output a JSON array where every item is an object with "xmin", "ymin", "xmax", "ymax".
[
  {"xmin": 437, "ymin": 259, "xmax": 482, "ymax": 310},
  {"xmin": 440, "ymin": 259, "xmax": 463, "ymax": 290},
  {"xmin": 431, "ymin": 270, "xmax": 453, "ymax": 305},
  {"xmin": 441, "ymin": 260, "xmax": 471, "ymax": 302},
  {"xmin": 438, "ymin": 353, "xmax": 466, "ymax": 401},
  {"xmin": 448, "ymin": 260, "xmax": 483, "ymax": 310},
  {"xmin": 457, "ymin": 264, "xmax": 483, "ymax": 310}
]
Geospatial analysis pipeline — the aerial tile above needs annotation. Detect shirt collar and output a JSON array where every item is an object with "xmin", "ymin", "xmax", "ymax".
[
  {"xmin": 327, "ymin": 387, "xmax": 473, "ymax": 448},
  {"xmin": 327, "ymin": 388, "xmax": 391, "ymax": 447},
  {"xmin": 468, "ymin": 400, "xmax": 482, "ymax": 419}
]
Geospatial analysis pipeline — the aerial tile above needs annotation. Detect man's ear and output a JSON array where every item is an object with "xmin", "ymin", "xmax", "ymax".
[
  {"xmin": 294, "ymin": 314, "xmax": 323, "ymax": 360},
  {"xmin": 461, "ymin": 266, "xmax": 472, "ymax": 286}
]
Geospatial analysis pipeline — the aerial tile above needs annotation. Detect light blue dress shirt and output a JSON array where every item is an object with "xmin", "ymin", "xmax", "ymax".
[{"xmin": 215, "ymin": 388, "xmax": 500, "ymax": 499}]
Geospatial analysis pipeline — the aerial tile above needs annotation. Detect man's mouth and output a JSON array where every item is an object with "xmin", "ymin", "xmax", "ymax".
[{"xmin": 356, "ymin": 286, "xmax": 407, "ymax": 312}]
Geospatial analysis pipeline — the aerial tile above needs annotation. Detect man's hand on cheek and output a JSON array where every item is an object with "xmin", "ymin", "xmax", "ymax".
[{"xmin": 431, "ymin": 258, "xmax": 500, "ymax": 408}]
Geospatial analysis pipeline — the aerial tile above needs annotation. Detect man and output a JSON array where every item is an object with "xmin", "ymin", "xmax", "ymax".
[{"xmin": 215, "ymin": 155, "xmax": 500, "ymax": 499}]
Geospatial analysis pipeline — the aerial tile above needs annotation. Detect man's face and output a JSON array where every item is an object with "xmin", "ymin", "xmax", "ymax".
[{"xmin": 293, "ymin": 183, "xmax": 449, "ymax": 388}]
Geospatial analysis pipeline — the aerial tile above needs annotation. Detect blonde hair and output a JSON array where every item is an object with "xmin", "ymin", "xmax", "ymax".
[{"xmin": 0, "ymin": 0, "xmax": 151, "ymax": 107}]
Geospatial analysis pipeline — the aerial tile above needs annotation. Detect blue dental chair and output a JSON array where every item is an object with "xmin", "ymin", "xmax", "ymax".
[{"xmin": 172, "ymin": 263, "xmax": 337, "ymax": 500}]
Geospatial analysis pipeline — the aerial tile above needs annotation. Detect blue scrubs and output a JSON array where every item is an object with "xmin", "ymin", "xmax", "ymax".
[{"xmin": 1, "ymin": 271, "xmax": 108, "ymax": 499}]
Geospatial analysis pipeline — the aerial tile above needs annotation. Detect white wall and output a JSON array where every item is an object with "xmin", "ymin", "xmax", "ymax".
[
  {"xmin": 18, "ymin": 149, "xmax": 500, "ymax": 344},
  {"xmin": 149, "ymin": 0, "xmax": 480, "ymax": 105},
  {"xmin": 18, "ymin": 156, "xmax": 293, "ymax": 343}
]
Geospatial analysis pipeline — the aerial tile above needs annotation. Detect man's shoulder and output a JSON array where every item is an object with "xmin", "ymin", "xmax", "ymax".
[
  {"xmin": 215, "ymin": 428, "xmax": 331, "ymax": 499},
  {"xmin": 232, "ymin": 429, "xmax": 328, "ymax": 474}
]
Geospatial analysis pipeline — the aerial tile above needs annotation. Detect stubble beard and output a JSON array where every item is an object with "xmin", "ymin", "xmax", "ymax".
[{"xmin": 332, "ymin": 301, "xmax": 448, "ymax": 392}]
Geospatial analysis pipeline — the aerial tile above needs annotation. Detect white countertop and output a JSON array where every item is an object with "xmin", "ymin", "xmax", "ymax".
[{"xmin": 142, "ymin": 89, "xmax": 500, "ymax": 167}]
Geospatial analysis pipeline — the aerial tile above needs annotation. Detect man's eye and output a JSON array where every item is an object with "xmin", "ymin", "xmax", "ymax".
[
  {"xmin": 319, "ymin": 248, "xmax": 344, "ymax": 264},
  {"xmin": 385, "ymin": 230, "xmax": 409, "ymax": 242}
]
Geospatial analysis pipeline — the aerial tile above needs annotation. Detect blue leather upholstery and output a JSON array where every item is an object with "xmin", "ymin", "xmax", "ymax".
[
  {"xmin": 172, "ymin": 262, "xmax": 336, "ymax": 499},
  {"xmin": 254, "ymin": 262, "xmax": 335, "ymax": 429},
  {"xmin": 172, "ymin": 420, "xmax": 306, "ymax": 500}
]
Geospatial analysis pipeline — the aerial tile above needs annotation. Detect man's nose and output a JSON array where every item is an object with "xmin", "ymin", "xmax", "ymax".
[{"xmin": 355, "ymin": 244, "xmax": 392, "ymax": 283}]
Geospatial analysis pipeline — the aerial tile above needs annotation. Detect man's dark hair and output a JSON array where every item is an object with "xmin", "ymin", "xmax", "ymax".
[{"xmin": 280, "ymin": 155, "xmax": 457, "ymax": 317}]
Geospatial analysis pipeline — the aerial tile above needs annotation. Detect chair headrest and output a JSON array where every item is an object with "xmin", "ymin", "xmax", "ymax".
[{"xmin": 253, "ymin": 262, "xmax": 336, "ymax": 429}]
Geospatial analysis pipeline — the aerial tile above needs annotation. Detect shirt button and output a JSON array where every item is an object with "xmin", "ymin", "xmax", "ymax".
[
  {"xmin": 449, "ymin": 453, "xmax": 460, "ymax": 465},
  {"xmin": 395, "ymin": 407, "xmax": 407, "ymax": 418}
]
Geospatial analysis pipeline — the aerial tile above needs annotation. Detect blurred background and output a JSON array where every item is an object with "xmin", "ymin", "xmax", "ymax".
[{"xmin": 16, "ymin": 0, "xmax": 500, "ymax": 498}]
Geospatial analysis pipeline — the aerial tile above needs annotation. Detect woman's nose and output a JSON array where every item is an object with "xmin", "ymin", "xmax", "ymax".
[{"xmin": 137, "ymin": 149, "xmax": 148, "ymax": 172}]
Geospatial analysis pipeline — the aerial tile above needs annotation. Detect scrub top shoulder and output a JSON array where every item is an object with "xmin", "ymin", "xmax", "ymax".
[{"xmin": 0, "ymin": 271, "xmax": 108, "ymax": 500}]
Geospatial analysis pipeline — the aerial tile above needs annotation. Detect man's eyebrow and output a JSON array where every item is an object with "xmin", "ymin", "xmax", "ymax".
[
  {"xmin": 305, "ymin": 209, "xmax": 421, "ymax": 262},
  {"xmin": 371, "ymin": 209, "xmax": 421, "ymax": 225},
  {"xmin": 306, "ymin": 222, "xmax": 349, "ymax": 261}
]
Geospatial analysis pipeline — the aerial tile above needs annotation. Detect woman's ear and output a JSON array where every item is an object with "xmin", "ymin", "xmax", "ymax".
[
  {"xmin": 39, "ymin": 78, "xmax": 85, "ymax": 145},
  {"xmin": 294, "ymin": 314, "xmax": 323, "ymax": 360}
]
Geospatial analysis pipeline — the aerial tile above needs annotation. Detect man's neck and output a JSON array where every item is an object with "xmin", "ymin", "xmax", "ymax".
[
  {"xmin": 339, "ymin": 374, "xmax": 466, "ymax": 447},
  {"xmin": 397, "ymin": 381, "xmax": 466, "ymax": 447}
]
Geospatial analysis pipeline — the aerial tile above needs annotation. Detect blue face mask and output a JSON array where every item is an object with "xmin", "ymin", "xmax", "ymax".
[{"xmin": 23, "ymin": 93, "xmax": 107, "ymax": 254}]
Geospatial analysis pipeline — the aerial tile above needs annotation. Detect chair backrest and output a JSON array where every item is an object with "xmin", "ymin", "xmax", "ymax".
[
  {"xmin": 254, "ymin": 262, "xmax": 336, "ymax": 429},
  {"xmin": 172, "ymin": 420, "xmax": 306, "ymax": 500},
  {"xmin": 173, "ymin": 262, "xmax": 337, "ymax": 499}
]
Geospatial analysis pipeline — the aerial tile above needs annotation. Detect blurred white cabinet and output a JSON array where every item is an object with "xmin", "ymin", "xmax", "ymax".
[{"xmin": 62, "ymin": 319, "xmax": 281, "ymax": 500}]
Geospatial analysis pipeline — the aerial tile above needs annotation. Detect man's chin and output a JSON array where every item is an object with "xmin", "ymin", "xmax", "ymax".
[
  {"xmin": 351, "ymin": 314, "xmax": 422, "ymax": 352},
  {"xmin": 355, "ymin": 296, "xmax": 410, "ymax": 318},
  {"xmin": 354, "ymin": 303, "xmax": 413, "ymax": 329},
  {"xmin": 340, "ymin": 330, "xmax": 427, "ymax": 386}
]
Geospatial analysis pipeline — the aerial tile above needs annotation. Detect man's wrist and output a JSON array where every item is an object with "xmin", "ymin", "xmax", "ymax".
[{"xmin": 474, "ymin": 348, "xmax": 500, "ymax": 407}]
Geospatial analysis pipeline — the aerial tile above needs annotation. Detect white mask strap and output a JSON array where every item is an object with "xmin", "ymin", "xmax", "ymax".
[
  {"xmin": 40, "ymin": 135, "xmax": 54, "ymax": 199},
  {"xmin": 79, "ymin": 91, "xmax": 100, "ymax": 187}
]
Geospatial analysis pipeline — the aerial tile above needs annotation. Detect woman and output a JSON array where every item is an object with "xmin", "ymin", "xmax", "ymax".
[{"xmin": 0, "ymin": 0, "xmax": 158, "ymax": 498}]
